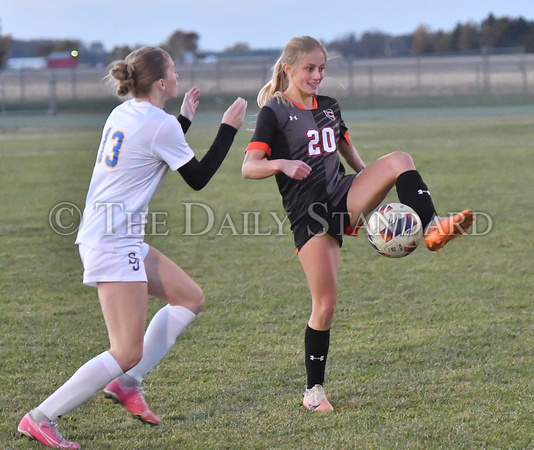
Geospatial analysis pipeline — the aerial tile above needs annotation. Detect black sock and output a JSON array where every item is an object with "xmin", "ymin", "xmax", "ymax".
[
  {"xmin": 305, "ymin": 325, "xmax": 330, "ymax": 389},
  {"xmin": 395, "ymin": 170, "xmax": 436, "ymax": 228}
]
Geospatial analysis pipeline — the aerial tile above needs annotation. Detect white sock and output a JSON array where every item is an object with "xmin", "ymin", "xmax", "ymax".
[
  {"xmin": 120, "ymin": 305, "xmax": 196, "ymax": 385},
  {"xmin": 35, "ymin": 351, "xmax": 123, "ymax": 422}
]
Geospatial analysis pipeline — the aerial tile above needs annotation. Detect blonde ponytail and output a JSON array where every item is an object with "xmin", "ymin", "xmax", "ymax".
[{"xmin": 257, "ymin": 57, "xmax": 289, "ymax": 107}]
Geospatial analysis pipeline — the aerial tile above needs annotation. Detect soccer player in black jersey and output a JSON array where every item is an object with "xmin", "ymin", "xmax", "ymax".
[{"xmin": 242, "ymin": 36, "xmax": 473, "ymax": 411}]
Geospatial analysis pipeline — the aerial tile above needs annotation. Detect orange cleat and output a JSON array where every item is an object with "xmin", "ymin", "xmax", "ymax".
[{"xmin": 424, "ymin": 209, "xmax": 474, "ymax": 252}]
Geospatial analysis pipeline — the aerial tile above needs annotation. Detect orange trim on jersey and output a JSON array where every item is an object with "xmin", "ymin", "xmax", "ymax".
[
  {"xmin": 246, "ymin": 141, "xmax": 272, "ymax": 157},
  {"xmin": 343, "ymin": 129, "xmax": 350, "ymax": 145},
  {"xmin": 282, "ymin": 94, "xmax": 318, "ymax": 110},
  {"xmin": 344, "ymin": 223, "xmax": 361, "ymax": 237}
]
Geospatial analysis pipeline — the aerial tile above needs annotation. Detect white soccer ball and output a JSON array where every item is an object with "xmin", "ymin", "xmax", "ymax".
[{"xmin": 366, "ymin": 203, "xmax": 423, "ymax": 258}]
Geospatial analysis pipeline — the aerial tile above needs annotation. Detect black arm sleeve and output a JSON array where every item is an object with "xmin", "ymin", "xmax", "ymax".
[
  {"xmin": 177, "ymin": 123, "xmax": 237, "ymax": 191},
  {"xmin": 177, "ymin": 114, "xmax": 192, "ymax": 134}
]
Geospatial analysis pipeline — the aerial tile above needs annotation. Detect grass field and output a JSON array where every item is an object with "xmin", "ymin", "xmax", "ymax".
[{"xmin": 0, "ymin": 102, "xmax": 533, "ymax": 449}]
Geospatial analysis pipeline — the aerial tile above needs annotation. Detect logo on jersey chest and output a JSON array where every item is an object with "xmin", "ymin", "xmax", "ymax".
[
  {"xmin": 323, "ymin": 109, "xmax": 335, "ymax": 120},
  {"xmin": 289, "ymin": 115, "xmax": 298, "ymax": 121}
]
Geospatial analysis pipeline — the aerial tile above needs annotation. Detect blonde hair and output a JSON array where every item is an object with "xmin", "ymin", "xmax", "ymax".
[
  {"xmin": 257, "ymin": 36, "xmax": 328, "ymax": 107},
  {"xmin": 108, "ymin": 46, "xmax": 171, "ymax": 98}
]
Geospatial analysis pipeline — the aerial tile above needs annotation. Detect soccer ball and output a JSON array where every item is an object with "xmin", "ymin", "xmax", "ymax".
[{"xmin": 366, "ymin": 203, "xmax": 423, "ymax": 258}]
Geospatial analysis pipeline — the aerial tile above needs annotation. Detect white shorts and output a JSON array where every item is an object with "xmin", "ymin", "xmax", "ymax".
[{"xmin": 78, "ymin": 243, "xmax": 150, "ymax": 287}]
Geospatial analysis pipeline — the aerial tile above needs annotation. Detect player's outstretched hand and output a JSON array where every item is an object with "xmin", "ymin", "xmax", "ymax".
[
  {"xmin": 222, "ymin": 97, "xmax": 247, "ymax": 130},
  {"xmin": 180, "ymin": 86, "xmax": 200, "ymax": 121}
]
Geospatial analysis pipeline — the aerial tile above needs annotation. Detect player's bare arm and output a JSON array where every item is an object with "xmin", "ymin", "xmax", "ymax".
[
  {"xmin": 242, "ymin": 150, "xmax": 311, "ymax": 180},
  {"xmin": 337, "ymin": 136, "xmax": 366, "ymax": 173}
]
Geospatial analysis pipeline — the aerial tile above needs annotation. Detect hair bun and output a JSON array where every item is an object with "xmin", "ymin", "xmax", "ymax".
[
  {"xmin": 109, "ymin": 60, "xmax": 136, "ymax": 96},
  {"xmin": 110, "ymin": 60, "xmax": 134, "ymax": 82},
  {"xmin": 107, "ymin": 46, "xmax": 171, "ymax": 98}
]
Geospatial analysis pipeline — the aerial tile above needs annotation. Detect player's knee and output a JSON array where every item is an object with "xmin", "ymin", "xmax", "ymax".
[
  {"xmin": 314, "ymin": 296, "xmax": 337, "ymax": 321},
  {"xmin": 127, "ymin": 355, "xmax": 143, "ymax": 371},
  {"xmin": 169, "ymin": 283, "xmax": 204, "ymax": 314},
  {"xmin": 322, "ymin": 303, "xmax": 336, "ymax": 321},
  {"xmin": 190, "ymin": 286, "xmax": 205, "ymax": 311},
  {"xmin": 113, "ymin": 348, "xmax": 143, "ymax": 372},
  {"xmin": 390, "ymin": 151, "xmax": 414, "ymax": 171}
]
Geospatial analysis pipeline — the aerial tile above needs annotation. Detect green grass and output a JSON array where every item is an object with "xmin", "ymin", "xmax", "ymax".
[
  {"xmin": 0, "ymin": 106, "xmax": 533, "ymax": 449},
  {"xmin": 4, "ymin": 92, "xmax": 534, "ymax": 116}
]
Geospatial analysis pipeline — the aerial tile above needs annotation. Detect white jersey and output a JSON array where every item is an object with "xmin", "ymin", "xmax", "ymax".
[{"xmin": 76, "ymin": 99, "xmax": 194, "ymax": 251}]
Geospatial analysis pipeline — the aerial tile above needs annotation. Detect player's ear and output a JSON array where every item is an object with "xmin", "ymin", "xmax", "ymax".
[{"xmin": 282, "ymin": 63, "xmax": 291, "ymax": 75}]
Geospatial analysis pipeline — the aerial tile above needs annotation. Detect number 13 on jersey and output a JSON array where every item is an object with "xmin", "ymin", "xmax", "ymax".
[{"xmin": 97, "ymin": 127, "xmax": 125, "ymax": 168}]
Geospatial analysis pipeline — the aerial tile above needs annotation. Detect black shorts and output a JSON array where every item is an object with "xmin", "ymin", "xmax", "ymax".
[{"xmin": 293, "ymin": 174, "xmax": 356, "ymax": 252}]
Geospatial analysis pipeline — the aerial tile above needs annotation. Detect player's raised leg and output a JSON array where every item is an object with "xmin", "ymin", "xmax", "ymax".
[
  {"xmin": 347, "ymin": 155, "xmax": 474, "ymax": 252},
  {"xmin": 345, "ymin": 152, "xmax": 416, "ymax": 233},
  {"xmin": 104, "ymin": 246, "xmax": 203, "ymax": 424}
]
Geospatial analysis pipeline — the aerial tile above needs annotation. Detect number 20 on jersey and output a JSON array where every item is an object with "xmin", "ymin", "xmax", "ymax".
[{"xmin": 307, "ymin": 127, "xmax": 336, "ymax": 157}]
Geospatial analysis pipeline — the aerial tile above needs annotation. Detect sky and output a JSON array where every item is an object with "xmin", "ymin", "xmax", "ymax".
[{"xmin": 3, "ymin": 0, "xmax": 534, "ymax": 52}]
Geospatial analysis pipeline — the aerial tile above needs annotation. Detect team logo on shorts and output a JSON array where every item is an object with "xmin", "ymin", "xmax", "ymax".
[
  {"xmin": 323, "ymin": 109, "xmax": 335, "ymax": 120},
  {"xmin": 128, "ymin": 252, "xmax": 140, "ymax": 271}
]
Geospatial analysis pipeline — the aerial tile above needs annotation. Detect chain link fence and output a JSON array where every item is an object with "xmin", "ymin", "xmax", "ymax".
[{"xmin": 2, "ymin": 53, "xmax": 534, "ymax": 114}]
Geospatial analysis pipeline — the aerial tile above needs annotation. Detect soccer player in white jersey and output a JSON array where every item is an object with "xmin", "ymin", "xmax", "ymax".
[{"xmin": 18, "ymin": 46, "xmax": 247, "ymax": 448}]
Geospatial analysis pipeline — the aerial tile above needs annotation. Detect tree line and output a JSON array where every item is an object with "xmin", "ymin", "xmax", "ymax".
[
  {"xmin": 1, "ymin": 14, "xmax": 534, "ymax": 68},
  {"xmin": 329, "ymin": 14, "xmax": 534, "ymax": 58}
]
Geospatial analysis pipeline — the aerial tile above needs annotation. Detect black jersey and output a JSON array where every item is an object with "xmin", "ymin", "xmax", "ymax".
[{"xmin": 247, "ymin": 95, "xmax": 352, "ymax": 230}]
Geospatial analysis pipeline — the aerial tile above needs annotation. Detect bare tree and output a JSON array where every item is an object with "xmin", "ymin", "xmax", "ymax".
[
  {"xmin": 106, "ymin": 45, "xmax": 133, "ymax": 64},
  {"xmin": 225, "ymin": 42, "xmax": 250, "ymax": 53},
  {"xmin": 164, "ymin": 30, "xmax": 199, "ymax": 63},
  {"xmin": 0, "ymin": 33, "xmax": 12, "ymax": 68},
  {"xmin": 411, "ymin": 25, "xmax": 434, "ymax": 54}
]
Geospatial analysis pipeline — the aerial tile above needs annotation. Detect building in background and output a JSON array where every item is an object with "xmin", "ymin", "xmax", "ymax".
[{"xmin": 47, "ymin": 51, "xmax": 78, "ymax": 68}]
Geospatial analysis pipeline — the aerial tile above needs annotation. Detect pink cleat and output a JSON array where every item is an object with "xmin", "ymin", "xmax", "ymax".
[
  {"xmin": 104, "ymin": 378, "xmax": 160, "ymax": 425},
  {"xmin": 18, "ymin": 413, "xmax": 80, "ymax": 449},
  {"xmin": 302, "ymin": 384, "xmax": 334, "ymax": 412}
]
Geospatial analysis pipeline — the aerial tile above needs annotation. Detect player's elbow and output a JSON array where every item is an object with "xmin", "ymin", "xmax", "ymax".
[
  {"xmin": 189, "ymin": 181, "xmax": 205, "ymax": 191},
  {"xmin": 241, "ymin": 164, "xmax": 251, "ymax": 179},
  {"xmin": 180, "ymin": 176, "xmax": 205, "ymax": 191},
  {"xmin": 241, "ymin": 161, "xmax": 256, "ymax": 179}
]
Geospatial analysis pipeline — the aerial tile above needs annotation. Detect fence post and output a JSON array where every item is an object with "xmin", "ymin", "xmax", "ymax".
[
  {"xmin": 346, "ymin": 58, "xmax": 354, "ymax": 97},
  {"xmin": 520, "ymin": 57, "xmax": 528, "ymax": 95},
  {"xmin": 190, "ymin": 66, "xmax": 196, "ymax": 87},
  {"xmin": 215, "ymin": 62, "xmax": 221, "ymax": 94},
  {"xmin": 71, "ymin": 67, "xmax": 77, "ymax": 99},
  {"xmin": 19, "ymin": 69, "xmax": 25, "ymax": 103},
  {"xmin": 261, "ymin": 61, "xmax": 269, "ymax": 88},
  {"xmin": 475, "ymin": 63, "xmax": 481, "ymax": 94},
  {"xmin": 48, "ymin": 71, "xmax": 57, "ymax": 115},
  {"xmin": 415, "ymin": 58, "xmax": 422, "ymax": 95},
  {"xmin": 367, "ymin": 65, "xmax": 374, "ymax": 98},
  {"xmin": 481, "ymin": 49, "xmax": 491, "ymax": 94},
  {"xmin": 0, "ymin": 71, "xmax": 5, "ymax": 114}
]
